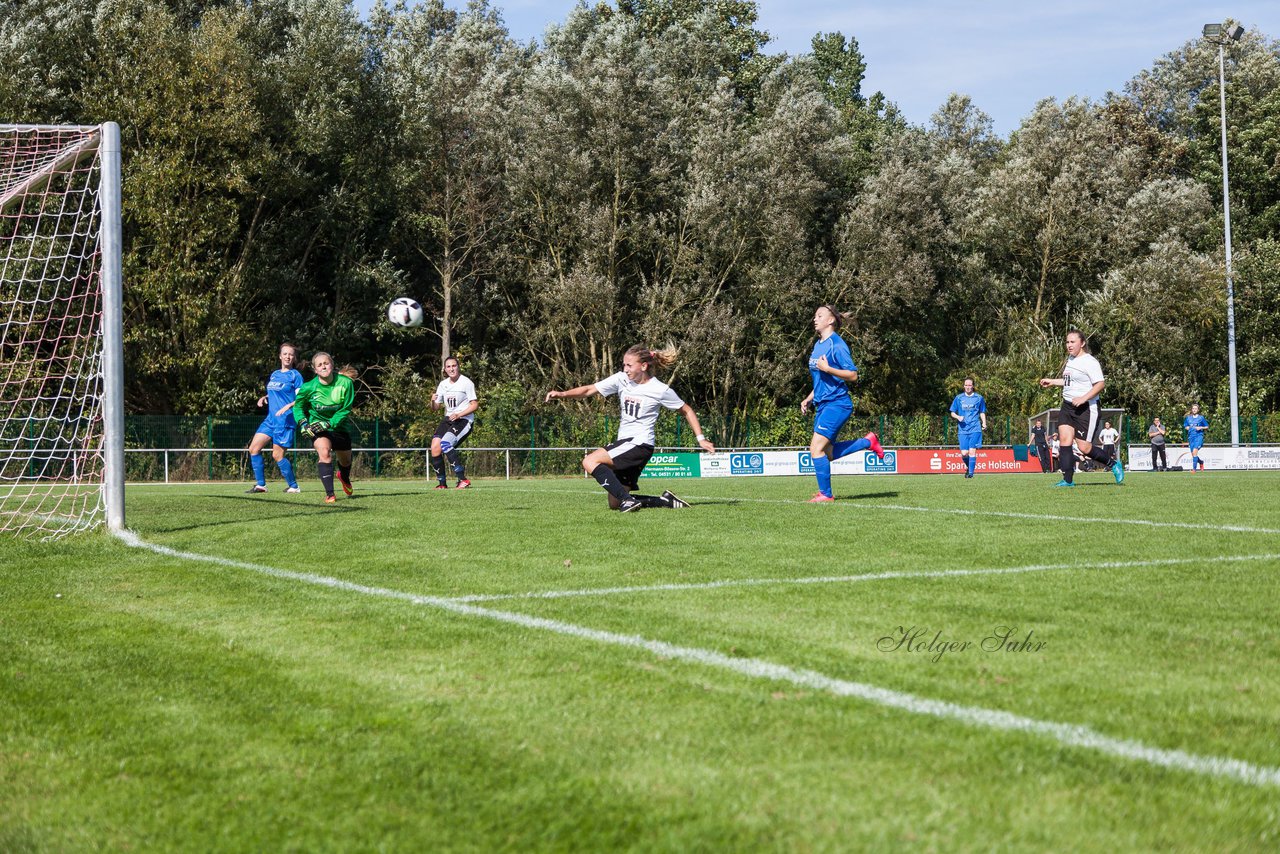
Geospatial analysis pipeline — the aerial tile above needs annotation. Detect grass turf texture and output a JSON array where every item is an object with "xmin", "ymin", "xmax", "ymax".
[{"xmin": 3, "ymin": 471, "xmax": 1279, "ymax": 850}]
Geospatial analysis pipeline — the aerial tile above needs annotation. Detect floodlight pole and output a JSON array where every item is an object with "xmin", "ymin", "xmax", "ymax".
[{"xmin": 1205, "ymin": 24, "xmax": 1242, "ymax": 446}]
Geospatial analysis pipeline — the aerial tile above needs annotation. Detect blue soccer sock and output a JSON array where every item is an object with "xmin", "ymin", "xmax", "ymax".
[
  {"xmin": 276, "ymin": 456, "xmax": 297, "ymax": 489},
  {"xmin": 967, "ymin": 454, "xmax": 976, "ymax": 476},
  {"xmin": 814, "ymin": 455, "xmax": 832, "ymax": 497},
  {"xmin": 831, "ymin": 437, "xmax": 870, "ymax": 459},
  {"xmin": 250, "ymin": 453, "xmax": 266, "ymax": 486}
]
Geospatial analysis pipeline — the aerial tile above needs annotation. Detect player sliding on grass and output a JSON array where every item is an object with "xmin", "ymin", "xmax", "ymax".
[
  {"xmin": 799, "ymin": 305, "xmax": 883, "ymax": 503},
  {"xmin": 1037, "ymin": 330, "xmax": 1123, "ymax": 488},
  {"xmin": 545, "ymin": 344, "xmax": 715, "ymax": 512},
  {"xmin": 294, "ymin": 352, "xmax": 358, "ymax": 504}
]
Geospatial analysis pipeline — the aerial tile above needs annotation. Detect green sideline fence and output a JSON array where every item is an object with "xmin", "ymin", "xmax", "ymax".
[{"xmin": 116, "ymin": 413, "xmax": 1280, "ymax": 483}]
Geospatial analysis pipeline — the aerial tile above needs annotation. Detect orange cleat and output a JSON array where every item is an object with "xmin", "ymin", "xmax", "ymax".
[
  {"xmin": 866, "ymin": 432, "xmax": 885, "ymax": 459},
  {"xmin": 324, "ymin": 495, "xmax": 337, "ymax": 504},
  {"xmin": 808, "ymin": 493, "xmax": 835, "ymax": 503}
]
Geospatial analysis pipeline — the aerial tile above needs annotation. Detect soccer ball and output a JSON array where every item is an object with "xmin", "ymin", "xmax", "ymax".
[{"xmin": 387, "ymin": 297, "xmax": 424, "ymax": 328}]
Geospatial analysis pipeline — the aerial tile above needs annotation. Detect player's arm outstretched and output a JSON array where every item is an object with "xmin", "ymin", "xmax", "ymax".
[
  {"xmin": 677, "ymin": 403, "xmax": 716, "ymax": 452},
  {"xmin": 545, "ymin": 384, "xmax": 600, "ymax": 402}
]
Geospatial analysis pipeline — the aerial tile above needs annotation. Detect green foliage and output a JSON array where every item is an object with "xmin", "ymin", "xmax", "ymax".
[{"xmin": 2, "ymin": 2, "xmax": 1277, "ymax": 422}]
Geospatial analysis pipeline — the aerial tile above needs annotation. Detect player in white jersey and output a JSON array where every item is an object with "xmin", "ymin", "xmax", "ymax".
[
  {"xmin": 1038, "ymin": 330, "xmax": 1124, "ymax": 487},
  {"xmin": 545, "ymin": 344, "xmax": 716, "ymax": 512},
  {"xmin": 430, "ymin": 356, "xmax": 479, "ymax": 489}
]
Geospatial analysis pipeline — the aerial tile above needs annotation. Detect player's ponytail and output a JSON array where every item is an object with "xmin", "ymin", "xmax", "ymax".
[
  {"xmin": 626, "ymin": 343, "xmax": 679, "ymax": 375},
  {"xmin": 338, "ymin": 364, "xmax": 359, "ymax": 380}
]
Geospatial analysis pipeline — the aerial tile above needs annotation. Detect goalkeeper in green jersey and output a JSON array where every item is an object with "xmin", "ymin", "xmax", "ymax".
[{"xmin": 293, "ymin": 352, "xmax": 358, "ymax": 503}]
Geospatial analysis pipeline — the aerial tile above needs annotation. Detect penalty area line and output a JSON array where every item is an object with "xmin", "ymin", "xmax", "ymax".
[
  {"xmin": 443, "ymin": 552, "xmax": 1280, "ymax": 603},
  {"xmin": 491, "ymin": 483, "xmax": 1280, "ymax": 536},
  {"xmin": 114, "ymin": 528, "xmax": 1280, "ymax": 790}
]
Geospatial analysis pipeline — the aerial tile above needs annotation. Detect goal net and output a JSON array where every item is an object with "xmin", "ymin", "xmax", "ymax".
[{"xmin": 1, "ymin": 123, "xmax": 123, "ymax": 539}]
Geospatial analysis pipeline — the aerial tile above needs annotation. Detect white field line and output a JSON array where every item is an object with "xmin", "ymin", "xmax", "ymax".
[
  {"xmin": 490, "ymin": 482, "xmax": 1280, "ymax": 535},
  {"xmin": 444, "ymin": 553, "xmax": 1280, "ymax": 603},
  {"xmin": 120, "ymin": 480, "xmax": 1280, "ymax": 535},
  {"xmin": 114, "ymin": 529, "xmax": 1280, "ymax": 790}
]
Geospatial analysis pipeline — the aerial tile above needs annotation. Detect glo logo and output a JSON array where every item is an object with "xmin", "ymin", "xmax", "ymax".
[
  {"xmin": 865, "ymin": 450, "xmax": 897, "ymax": 472},
  {"xmin": 798, "ymin": 452, "xmax": 814, "ymax": 474},
  {"xmin": 730, "ymin": 452, "xmax": 765, "ymax": 474}
]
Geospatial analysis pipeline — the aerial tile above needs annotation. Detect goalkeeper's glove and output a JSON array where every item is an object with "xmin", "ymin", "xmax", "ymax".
[{"xmin": 302, "ymin": 420, "xmax": 329, "ymax": 438}]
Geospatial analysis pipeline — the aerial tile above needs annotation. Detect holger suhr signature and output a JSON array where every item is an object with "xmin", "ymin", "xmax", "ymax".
[{"xmin": 877, "ymin": 626, "xmax": 1047, "ymax": 663}]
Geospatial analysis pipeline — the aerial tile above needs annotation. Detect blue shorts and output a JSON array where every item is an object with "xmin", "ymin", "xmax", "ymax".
[
  {"xmin": 958, "ymin": 430, "xmax": 983, "ymax": 451},
  {"xmin": 812, "ymin": 398, "xmax": 853, "ymax": 442},
  {"xmin": 1189, "ymin": 436, "xmax": 1204, "ymax": 451},
  {"xmin": 255, "ymin": 417, "xmax": 296, "ymax": 448}
]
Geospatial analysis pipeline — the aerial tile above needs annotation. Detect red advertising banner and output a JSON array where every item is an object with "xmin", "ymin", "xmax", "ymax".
[{"xmin": 889, "ymin": 448, "xmax": 1043, "ymax": 475}]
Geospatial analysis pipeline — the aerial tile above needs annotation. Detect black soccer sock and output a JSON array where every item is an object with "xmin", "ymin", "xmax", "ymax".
[
  {"xmin": 430, "ymin": 454, "xmax": 447, "ymax": 483},
  {"xmin": 1086, "ymin": 445, "xmax": 1111, "ymax": 466},
  {"xmin": 635, "ymin": 494, "xmax": 669, "ymax": 508},
  {"xmin": 590, "ymin": 464, "xmax": 632, "ymax": 503},
  {"xmin": 1060, "ymin": 450, "xmax": 1075, "ymax": 484},
  {"xmin": 338, "ymin": 463, "xmax": 352, "ymax": 483},
  {"xmin": 318, "ymin": 461, "xmax": 335, "ymax": 497},
  {"xmin": 445, "ymin": 448, "xmax": 465, "ymax": 479}
]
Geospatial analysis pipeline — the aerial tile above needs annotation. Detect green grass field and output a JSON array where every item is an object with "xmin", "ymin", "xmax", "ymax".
[{"xmin": 4, "ymin": 470, "xmax": 1280, "ymax": 851}]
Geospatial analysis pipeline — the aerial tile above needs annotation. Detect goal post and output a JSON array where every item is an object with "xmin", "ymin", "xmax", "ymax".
[{"xmin": 0, "ymin": 122, "xmax": 124, "ymax": 538}]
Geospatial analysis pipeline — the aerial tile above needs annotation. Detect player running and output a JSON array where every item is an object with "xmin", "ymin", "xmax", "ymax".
[
  {"xmin": 245, "ymin": 342, "xmax": 303, "ymax": 494},
  {"xmin": 293, "ymin": 352, "xmax": 358, "ymax": 504},
  {"xmin": 800, "ymin": 305, "xmax": 883, "ymax": 503},
  {"xmin": 430, "ymin": 356, "xmax": 479, "ymax": 489},
  {"xmin": 545, "ymin": 345, "xmax": 715, "ymax": 512},
  {"xmin": 1184, "ymin": 404, "xmax": 1209, "ymax": 471},
  {"xmin": 1038, "ymin": 330, "xmax": 1123, "ymax": 487},
  {"xmin": 949, "ymin": 377, "xmax": 987, "ymax": 478}
]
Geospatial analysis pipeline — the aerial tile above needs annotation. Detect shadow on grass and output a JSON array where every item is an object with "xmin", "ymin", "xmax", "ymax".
[
  {"xmin": 142, "ymin": 494, "xmax": 367, "ymax": 534},
  {"xmin": 836, "ymin": 491, "xmax": 900, "ymax": 501}
]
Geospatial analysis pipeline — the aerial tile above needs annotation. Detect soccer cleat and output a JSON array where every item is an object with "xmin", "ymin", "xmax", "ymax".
[
  {"xmin": 808, "ymin": 492, "xmax": 835, "ymax": 503},
  {"xmin": 284, "ymin": 486, "xmax": 301, "ymax": 494},
  {"xmin": 324, "ymin": 495, "xmax": 337, "ymax": 504},
  {"xmin": 433, "ymin": 482, "xmax": 449, "ymax": 490},
  {"xmin": 246, "ymin": 485, "xmax": 267, "ymax": 494},
  {"xmin": 1053, "ymin": 480, "xmax": 1076, "ymax": 488},
  {"xmin": 1111, "ymin": 459, "xmax": 1125, "ymax": 484},
  {"xmin": 619, "ymin": 497, "xmax": 642, "ymax": 512},
  {"xmin": 456, "ymin": 479, "xmax": 471, "ymax": 489},
  {"xmin": 661, "ymin": 490, "xmax": 689, "ymax": 508},
  {"xmin": 866, "ymin": 431, "xmax": 885, "ymax": 459},
  {"xmin": 964, "ymin": 472, "xmax": 973, "ymax": 478},
  {"xmin": 340, "ymin": 477, "xmax": 353, "ymax": 496}
]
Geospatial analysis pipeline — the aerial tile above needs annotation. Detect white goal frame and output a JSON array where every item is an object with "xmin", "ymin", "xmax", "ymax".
[{"xmin": 0, "ymin": 122, "xmax": 124, "ymax": 535}]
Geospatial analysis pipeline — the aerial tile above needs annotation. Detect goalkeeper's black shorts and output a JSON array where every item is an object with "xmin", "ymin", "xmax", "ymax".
[{"xmin": 310, "ymin": 429, "xmax": 352, "ymax": 451}]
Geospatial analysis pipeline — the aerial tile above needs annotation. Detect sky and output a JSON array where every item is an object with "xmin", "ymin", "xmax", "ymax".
[{"xmin": 353, "ymin": 1, "xmax": 1280, "ymax": 136}]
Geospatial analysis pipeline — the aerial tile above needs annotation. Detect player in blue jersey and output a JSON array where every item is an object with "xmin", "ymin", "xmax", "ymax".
[
  {"xmin": 949, "ymin": 378, "xmax": 988, "ymax": 478},
  {"xmin": 1183, "ymin": 403, "xmax": 1209, "ymax": 471},
  {"xmin": 799, "ymin": 305, "xmax": 884, "ymax": 503},
  {"xmin": 246, "ymin": 343, "xmax": 303, "ymax": 494}
]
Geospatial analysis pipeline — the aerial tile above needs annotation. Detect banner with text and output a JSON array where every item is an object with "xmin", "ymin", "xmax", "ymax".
[
  {"xmin": 1126, "ymin": 445, "xmax": 1280, "ymax": 471},
  {"xmin": 642, "ymin": 452, "xmax": 703, "ymax": 478},
  {"xmin": 696, "ymin": 448, "xmax": 1042, "ymax": 478}
]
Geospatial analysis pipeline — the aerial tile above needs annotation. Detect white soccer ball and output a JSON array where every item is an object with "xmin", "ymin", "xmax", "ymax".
[{"xmin": 387, "ymin": 297, "xmax": 424, "ymax": 328}]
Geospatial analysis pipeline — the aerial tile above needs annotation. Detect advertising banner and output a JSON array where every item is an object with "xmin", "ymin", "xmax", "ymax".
[
  {"xmin": 642, "ymin": 452, "xmax": 702, "ymax": 478},
  {"xmin": 697, "ymin": 448, "xmax": 1042, "ymax": 477},
  {"xmin": 1127, "ymin": 445, "xmax": 1280, "ymax": 471}
]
